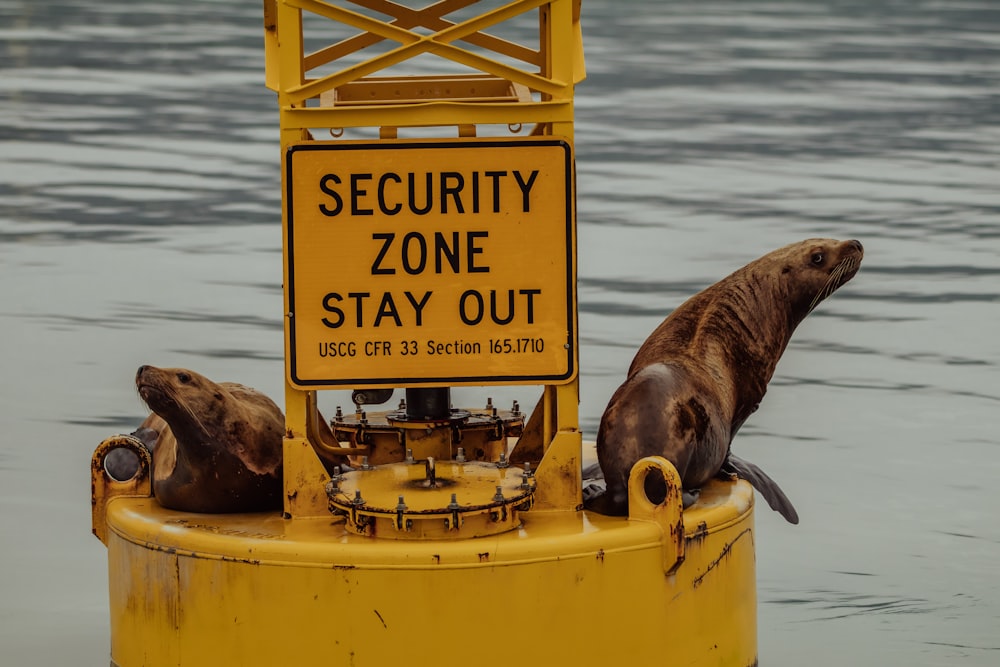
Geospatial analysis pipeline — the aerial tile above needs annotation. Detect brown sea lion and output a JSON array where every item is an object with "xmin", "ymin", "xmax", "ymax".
[
  {"xmin": 587, "ymin": 238, "xmax": 864, "ymax": 523},
  {"xmin": 133, "ymin": 365, "xmax": 285, "ymax": 513}
]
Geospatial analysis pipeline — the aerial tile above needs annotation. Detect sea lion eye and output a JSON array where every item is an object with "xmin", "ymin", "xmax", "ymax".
[
  {"xmin": 810, "ymin": 252, "xmax": 824, "ymax": 265},
  {"xmin": 177, "ymin": 372, "xmax": 192, "ymax": 384}
]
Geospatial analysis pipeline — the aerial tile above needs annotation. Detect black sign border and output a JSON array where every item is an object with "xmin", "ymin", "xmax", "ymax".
[{"xmin": 285, "ymin": 138, "xmax": 575, "ymax": 388}]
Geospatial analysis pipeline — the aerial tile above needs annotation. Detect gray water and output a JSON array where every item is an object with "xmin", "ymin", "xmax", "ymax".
[{"xmin": 1, "ymin": 0, "xmax": 998, "ymax": 664}]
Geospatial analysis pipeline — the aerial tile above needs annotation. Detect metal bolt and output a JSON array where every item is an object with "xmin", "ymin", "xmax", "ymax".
[
  {"xmin": 456, "ymin": 447, "xmax": 466, "ymax": 463},
  {"xmin": 405, "ymin": 448, "xmax": 414, "ymax": 463},
  {"xmin": 398, "ymin": 399, "xmax": 406, "ymax": 410},
  {"xmin": 493, "ymin": 486, "xmax": 505, "ymax": 503},
  {"xmin": 352, "ymin": 490, "xmax": 365, "ymax": 506},
  {"xmin": 395, "ymin": 495, "xmax": 407, "ymax": 512},
  {"xmin": 335, "ymin": 406, "xmax": 344, "ymax": 421},
  {"xmin": 486, "ymin": 397, "xmax": 494, "ymax": 410},
  {"xmin": 324, "ymin": 479, "xmax": 339, "ymax": 495},
  {"xmin": 360, "ymin": 456, "xmax": 372, "ymax": 471},
  {"xmin": 520, "ymin": 462, "xmax": 535, "ymax": 489},
  {"xmin": 447, "ymin": 493, "xmax": 460, "ymax": 511},
  {"xmin": 496, "ymin": 452, "xmax": 509, "ymax": 469},
  {"xmin": 512, "ymin": 400, "xmax": 520, "ymax": 416}
]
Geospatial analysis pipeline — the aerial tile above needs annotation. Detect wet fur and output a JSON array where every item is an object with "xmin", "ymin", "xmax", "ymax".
[
  {"xmin": 589, "ymin": 239, "xmax": 863, "ymax": 523},
  {"xmin": 135, "ymin": 365, "xmax": 285, "ymax": 513}
]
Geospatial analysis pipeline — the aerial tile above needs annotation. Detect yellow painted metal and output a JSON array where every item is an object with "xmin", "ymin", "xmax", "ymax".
[
  {"xmin": 283, "ymin": 137, "xmax": 575, "ymax": 388},
  {"xmin": 98, "ymin": 464, "xmax": 756, "ymax": 667},
  {"xmin": 327, "ymin": 459, "xmax": 535, "ymax": 538},
  {"xmin": 267, "ymin": 0, "xmax": 585, "ymax": 512},
  {"xmin": 328, "ymin": 407, "xmax": 522, "ymax": 465},
  {"xmin": 91, "ymin": 435, "xmax": 152, "ymax": 546}
]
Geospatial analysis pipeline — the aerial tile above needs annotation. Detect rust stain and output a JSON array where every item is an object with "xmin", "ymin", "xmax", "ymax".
[
  {"xmin": 163, "ymin": 519, "xmax": 284, "ymax": 540},
  {"xmin": 373, "ymin": 609, "xmax": 387, "ymax": 629},
  {"xmin": 692, "ymin": 528, "xmax": 753, "ymax": 588},
  {"xmin": 596, "ymin": 548, "xmax": 605, "ymax": 563},
  {"xmin": 477, "ymin": 551, "xmax": 490, "ymax": 563},
  {"xmin": 687, "ymin": 521, "xmax": 709, "ymax": 543}
]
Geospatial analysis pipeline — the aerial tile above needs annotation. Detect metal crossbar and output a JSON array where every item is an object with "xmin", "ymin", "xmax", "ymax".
[
  {"xmin": 303, "ymin": 0, "xmax": 541, "ymax": 71},
  {"xmin": 280, "ymin": 0, "xmax": 567, "ymax": 103}
]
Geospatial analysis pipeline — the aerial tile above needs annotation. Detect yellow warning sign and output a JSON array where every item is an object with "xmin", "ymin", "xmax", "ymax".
[{"xmin": 285, "ymin": 138, "xmax": 575, "ymax": 388}]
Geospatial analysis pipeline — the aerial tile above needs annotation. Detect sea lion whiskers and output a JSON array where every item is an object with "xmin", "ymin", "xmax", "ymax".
[
  {"xmin": 173, "ymin": 392, "xmax": 213, "ymax": 444},
  {"xmin": 137, "ymin": 378, "xmax": 213, "ymax": 445},
  {"xmin": 808, "ymin": 254, "xmax": 861, "ymax": 313}
]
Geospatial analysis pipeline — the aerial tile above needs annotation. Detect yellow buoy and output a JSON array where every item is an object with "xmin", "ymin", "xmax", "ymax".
[
  {"xmin": 93, "ymin": 449, "xmax": 755, "ymax": 666},
  {"xmin": 91, "ymin": 2, "xmax": 759, "ymax": 665}
]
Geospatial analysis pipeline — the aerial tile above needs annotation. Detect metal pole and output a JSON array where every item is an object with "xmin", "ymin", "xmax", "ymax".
[{"xmin": 405, "ymin": 388, "xmax": 451, "ymax": 420}]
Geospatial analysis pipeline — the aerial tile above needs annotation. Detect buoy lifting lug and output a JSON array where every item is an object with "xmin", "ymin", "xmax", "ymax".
[
  {"xmin": 627, "ymin": 456, "xmax": 686, "ymax": 574},
  {"xmin": 91, "ymin": 434, "xmax": 153, "ymax": 546}
]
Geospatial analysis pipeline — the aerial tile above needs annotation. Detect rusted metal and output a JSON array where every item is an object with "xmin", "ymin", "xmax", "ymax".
[
  {"xmin": 330, "ymin": 406, "xmax": 523, "ymax": 466},
  {"xmin": 627, "ymin": 456, "xmax": 686, "ymax": 575},
  {"xmin": 509, "ymin": 393, "xmax": 544, "ymax": 464},
  {"xmin": 327, "ymin": 458, "xmax": 534, "ymax": 539},
  {"xmin": 91, "ymin": 435, "xmax": 153, "ymax": 545},
  {"xmin": 692, "ymin": 528, "xmax": 755, "ymax": 589}
]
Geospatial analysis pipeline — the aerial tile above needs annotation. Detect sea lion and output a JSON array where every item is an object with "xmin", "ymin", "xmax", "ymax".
[
  {"xmin": 587, "ymin": 238, "xmax": 864, "ymax": 523},
  {"xmin": 134, "ymin": 365, "xmax": 285, "ymax": 513}
]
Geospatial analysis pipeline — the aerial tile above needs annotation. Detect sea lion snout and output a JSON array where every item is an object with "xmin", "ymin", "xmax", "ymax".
[
  {"xmin": 848, "ymin": 239, "xmax": 863, "ymax": 253},
  {"xmin": 135, "ymin": 365, "xmax": 167, "ymax": 390},
  {"xmin": 135, "ymin": 365, "xmax": 171, "ymax": 408},
  {"xmin": 135, "ymin": 365, "xmax": 157, "ymax": 400}
]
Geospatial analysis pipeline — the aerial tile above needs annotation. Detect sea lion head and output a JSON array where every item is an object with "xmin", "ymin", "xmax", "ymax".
[
  {"xmin": 773, "ymin": 238, "xmax": 863, "ymax": 321},
  {"xmin": 136, "ymin": 365, "xmax": 232, "ymax": 449}
]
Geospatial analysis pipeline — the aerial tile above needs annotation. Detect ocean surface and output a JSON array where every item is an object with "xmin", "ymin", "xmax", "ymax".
[{"xmin": 1, "ymin": 0, "xmax": 998, "ymax": 664}]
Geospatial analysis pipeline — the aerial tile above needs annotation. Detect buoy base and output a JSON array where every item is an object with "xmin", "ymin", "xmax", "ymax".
[{"xmin": 101, "ymin": 477, "xmax": 756, "ymax": 666}]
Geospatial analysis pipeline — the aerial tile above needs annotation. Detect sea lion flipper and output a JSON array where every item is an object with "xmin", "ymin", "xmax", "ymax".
[
  {"xmin": 130, "ymin": 426, "xmax": 159, "ymax": 452},
  {"xmin": 722, "ymin": 453, "xmax": 799, "ymax": 525},
  {"xmin": 581, "ymin": 461, "xmax": 604, "ymax": 481},
  {"xmin": 581, "ymin": 481, "xmax": 605, "ymax": 504},
  {"xmin": 582, "ymin": 488, "xmax": 628, "ymax": 516}
]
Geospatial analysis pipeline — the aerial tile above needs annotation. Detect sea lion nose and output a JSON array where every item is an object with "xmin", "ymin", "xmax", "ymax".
[
  {"xmin": 848, "ymin": 239, "xmax": 864, "ymax": 252},
  {"xmin": 136, "ymin": 365, "xmax": 149, "ymax": 381}
]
